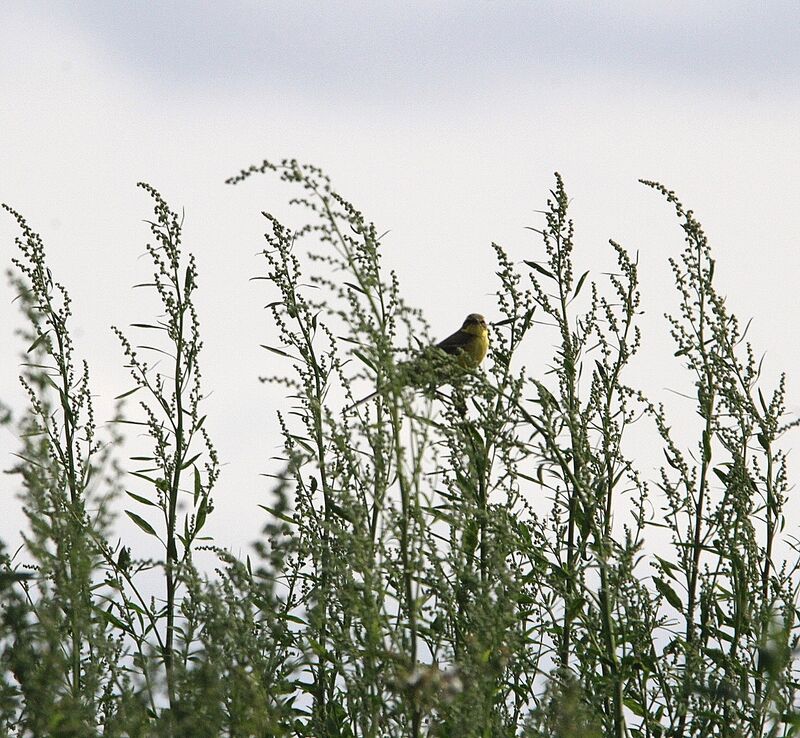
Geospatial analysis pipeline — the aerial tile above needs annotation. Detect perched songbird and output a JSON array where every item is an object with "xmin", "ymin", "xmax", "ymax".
[
  {"xmin": 348, "ymin": 313, "xmax": 489, "ymax": 409},
  {"xmin": 434, "ymin": 313, "xmax": 490, "ymax": 369}
]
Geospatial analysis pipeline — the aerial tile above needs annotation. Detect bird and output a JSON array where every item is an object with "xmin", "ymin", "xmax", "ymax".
[
  {"xmin": 347, "ymin": 313, "xmax": 489, "ymax": 410},
  {"xmin": 434, "ymin": 313, "xmax": 490, "ymax": 370}
]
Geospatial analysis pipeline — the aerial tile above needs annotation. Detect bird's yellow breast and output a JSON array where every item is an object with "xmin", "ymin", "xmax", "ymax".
[{"xmin": 459, "ymin": 324, "xmax": 489, "ymax": 368}]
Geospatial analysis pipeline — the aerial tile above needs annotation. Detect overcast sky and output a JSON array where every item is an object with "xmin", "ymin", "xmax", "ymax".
[{"xmin": 2, "ymin": 2, "xmax": 800, "ymax": 553}]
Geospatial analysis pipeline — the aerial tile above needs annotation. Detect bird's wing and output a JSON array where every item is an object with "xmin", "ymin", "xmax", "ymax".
[{"xmin": 435, "ymin": 329, "xmax": 472, "ymax": 355}]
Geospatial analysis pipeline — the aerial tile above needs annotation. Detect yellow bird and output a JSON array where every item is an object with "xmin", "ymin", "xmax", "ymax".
[
  {"xmin": 433, "ymin": 312, "xmax": 490, "ymax": 369},
  {"xmin": 348, "ymin": 313, "xmax": 489, "ymax": 409}
]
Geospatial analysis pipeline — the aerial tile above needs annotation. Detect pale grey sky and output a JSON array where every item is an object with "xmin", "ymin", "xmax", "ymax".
[
  {"xmin": 2, "ymin": 2, "xmax": 800, "ymax": 552},
  {"xmin": 22, "ymin": 2, "xmax": 800, "ymax": 96}
]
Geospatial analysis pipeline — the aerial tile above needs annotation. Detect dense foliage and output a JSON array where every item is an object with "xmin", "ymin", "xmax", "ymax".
[{"xmin": 1, "ymin": 162, "xmax": 798, "ymax": 737}]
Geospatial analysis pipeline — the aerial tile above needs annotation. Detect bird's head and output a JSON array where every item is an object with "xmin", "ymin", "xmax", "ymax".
[{"xmin": 462, "ymin": 313, "xmax": 488, "ymax": 335}]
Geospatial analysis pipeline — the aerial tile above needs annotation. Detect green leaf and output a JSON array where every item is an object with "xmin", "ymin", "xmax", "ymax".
[
  {"xmin": 99, "ymin": 607, "xmax": 130, "ymax": 633},
  {"xmin": 138, "ymin": 345, "xmax": 173, "ymax": 357},
  {"xmin": 129, "ymin": 470, "xmax": 158, "ymax": 485},
  {"xmin": 260, "ymin": 344, "xmax": 292, "ymax": 358},
  {"xmin": 181, "ymin": 453, "xmax": 201, "ymax": 470},
  {"xmin": 125, "ymin": 511, "xmax": 158, "ymax": 537},
  {"xmin": 195, "ymin": 496, "xmax": 207, "ymax": 532},
  {"xmin": 654, "ymin": 555, "xmax": 680, "ymax": 580},
  {"xmin": 307, "ymin": 637, "xmax": 329, "ymax": 659},
  {"xmin": 523, "ymin": 260, "xmax": 555, "ymax": 280},
  {"xmin": 26, "ymin": 331, "xmax": 50, "ymax": 354},
  {"xmin": 758, "ymin": 388, "xmax": 768, "ymax": 414},
  {"xmin": 126, "ymin": 490, "xmax": 157, "ymax": 508},
  {"xmin": 129, "ymin": 323, "xmax": 164, "ymax": 330},
  {"xmin": 566, "ymin": 595, "xmax": 586, "ymax": 620},
  {"xmin": 702, "ymin": 430, "xmax": 712, "ymax": 464},
  {"xmin": 193, "ymin": 466, "xmax": 202, "ymax": 506},
  {"xmin": 328, "ymin": 502, "xmax": 355, "ymax": 524},
  {"xmin": 624, "ymin": 698, "xmax": 646, "ymax": 718},
  {"xmin": 258, "ymin": 505, "xmax": 295, "ymax": 526},
  {"xmin": 352, "ymin": 349, "xmax": 376, "ymax": 371},
  {"xmin": 573, "ymin": 270, "xmax": 590, "ymax": 299},
  {"xmin": 523, "ymin": 225, "xmax": 544, "ymax": 236},
  {"xmin": 704, "ymin": 647, "xmax": 726, "ymax": 667},
  {"xmin": 343, "ymin": 281, "xmax": 365, "ymax": 294},
  {"xmin": 654, "ymin": 577, "xmax": 683, "ymax": 611},
  {"xmin": 595, "ymin": 360, "xmax": 607, "ymax": 382},
  {"xmin": 664, "ymin": 449, "xmax": 682, "ymax": 470}
]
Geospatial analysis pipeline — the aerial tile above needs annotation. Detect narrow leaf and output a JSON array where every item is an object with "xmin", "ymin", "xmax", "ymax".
[
  {"xmin": 193, "ymin": 466, "xmax": 202, "ymax": 506},
  {"xmin": 181, "ymin": 453, "xmax": 201, "ymax": 470},
  {"xmin": 26, "ymin": 331, "xmax": 50, "ymax": 354},
  {"xmin": 654, "ymin": 577, "xmax": 683, "ymax": 611},
  {"xmin": 126, "ymin": 490, "xmax": 157, "ymax": 507},
  {"xmin": 260, "ymin": 344, "xmax": 292, "ymax": 358},
  {"xmin": 523, "ymin": 260, "xmax": 555, "ymax": 280},
  {"xmin": 125, "ymin": 510, "xmax": 158, "ymax": 537},
  {"xmin": 573, "ymin": 270, "xmax": 590, "ymax": 299}
]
